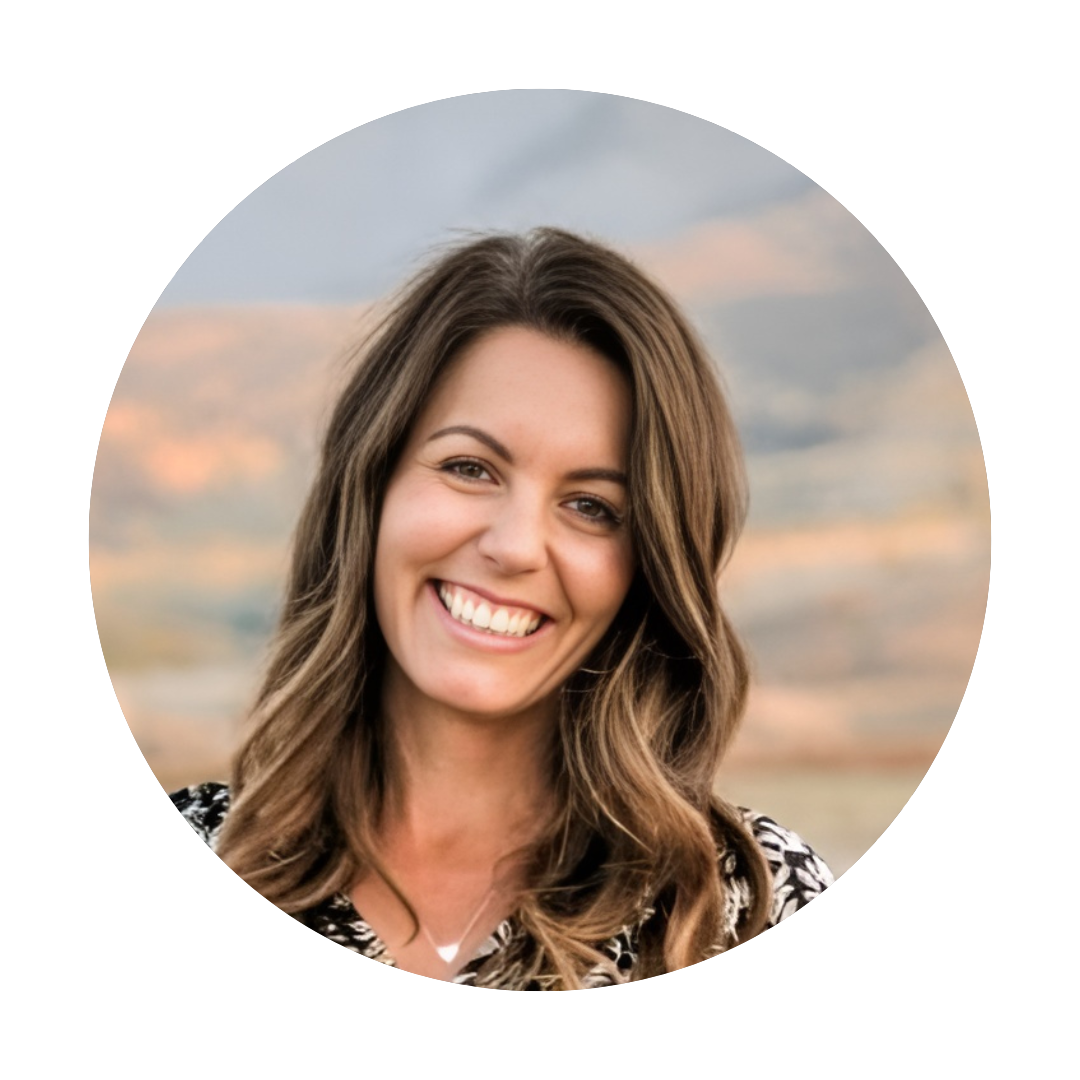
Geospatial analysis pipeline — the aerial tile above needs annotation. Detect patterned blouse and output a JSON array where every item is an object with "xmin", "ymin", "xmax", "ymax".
[{"xmin": 171, "ymin": 782, "xmax": 833, "ymax": 989}]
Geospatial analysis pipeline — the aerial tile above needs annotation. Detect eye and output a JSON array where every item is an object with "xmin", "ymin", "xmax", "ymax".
[
  {"xmin": 440, "ymin": 457, "xmax": 494, "ymax": 483},
  {"xmin": 565, "ymin": 495, "xmax": 622, "ymax": 527}
]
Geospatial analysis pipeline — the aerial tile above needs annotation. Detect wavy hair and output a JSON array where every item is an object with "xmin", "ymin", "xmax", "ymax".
[{"xmin": 216, "ymin": 228, "xmax": 772, "ymax": 987}]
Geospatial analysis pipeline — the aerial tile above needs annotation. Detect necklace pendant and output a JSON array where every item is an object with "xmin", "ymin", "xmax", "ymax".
[
  {"xmin": 434, "ymin": 942, "xmax": 461, "ymax": 964},
  {"xmin": 421, "ymin": 883, "xmax": 496, "ymax": 968}
]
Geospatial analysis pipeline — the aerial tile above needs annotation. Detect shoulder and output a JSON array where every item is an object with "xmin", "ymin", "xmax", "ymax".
[
  {"xmin": 169, "ymin": 781, "xmax": 231, "ymax": 850},
  {"xmin": 738, "ymin": 809, "xmax": 835, "ymax": 927}
]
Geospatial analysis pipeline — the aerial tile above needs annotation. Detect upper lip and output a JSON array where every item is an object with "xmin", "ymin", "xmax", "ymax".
[{"xmin": 435, "ymin": 579, "xmax": 554, "ymax": 621}]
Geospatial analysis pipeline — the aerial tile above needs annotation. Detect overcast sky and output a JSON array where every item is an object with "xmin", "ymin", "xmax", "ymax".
[{"xmin": 157, "ymin": 90, "xmax": 816, "ymax": 307}]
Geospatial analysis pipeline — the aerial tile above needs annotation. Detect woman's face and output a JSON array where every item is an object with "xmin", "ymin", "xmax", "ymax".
[{"xmin": 374, "ymin": 325, "xmax": 635, "ymax": 726}]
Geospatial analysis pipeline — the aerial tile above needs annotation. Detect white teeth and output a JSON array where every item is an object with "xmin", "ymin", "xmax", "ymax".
[{"xmin": 436, "ymin": 583, "xmax": 543, "ymax": 637}]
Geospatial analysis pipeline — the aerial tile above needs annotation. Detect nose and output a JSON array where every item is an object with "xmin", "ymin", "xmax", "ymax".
[{"xmin": 476, "ymin": 488, "xmax": 550, "ymax": 575}]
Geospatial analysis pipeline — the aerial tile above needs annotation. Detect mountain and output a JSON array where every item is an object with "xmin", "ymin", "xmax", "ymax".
[{"xmin": 93, "ymin": 202, "xmax": 988, "ymax": 793}]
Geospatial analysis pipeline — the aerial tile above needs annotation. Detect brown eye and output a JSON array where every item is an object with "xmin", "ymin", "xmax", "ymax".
[
  {"xmin": 442, "ymin": 458, "xmax": 492, "ymax": 482},
  {"xmin": 567, "ymin": 496, "xmax": 620, "ymax": 526}
]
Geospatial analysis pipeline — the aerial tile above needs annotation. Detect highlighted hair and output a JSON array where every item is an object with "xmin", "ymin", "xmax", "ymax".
[{"xmin": 217, "ymin": 229, "xmax": 771, "ymax": 986}]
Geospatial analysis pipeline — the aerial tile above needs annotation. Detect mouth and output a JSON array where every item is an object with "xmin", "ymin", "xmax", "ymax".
[{"xmin": 434, "ymin": 580, "xmax": 549, "ymax": 638}]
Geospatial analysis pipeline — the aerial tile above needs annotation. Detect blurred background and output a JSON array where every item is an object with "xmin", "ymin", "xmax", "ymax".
[{"xmin": 90, "ymin": 91, "xmax": 989, "ymax": 876}]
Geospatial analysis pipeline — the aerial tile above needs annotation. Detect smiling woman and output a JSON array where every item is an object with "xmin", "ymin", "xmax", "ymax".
[
  {"xmin": 375, "ymin": 329, "xmax": 635, "ymax": 722},
  {"xmin": 170, "ymin": 229, "xmax": 832, "ymax": 988}
]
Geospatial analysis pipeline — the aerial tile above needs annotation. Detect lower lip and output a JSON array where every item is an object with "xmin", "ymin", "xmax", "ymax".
[{"xmin": 427, "ymin": 581, "xmax": 553, "ymax": 654}]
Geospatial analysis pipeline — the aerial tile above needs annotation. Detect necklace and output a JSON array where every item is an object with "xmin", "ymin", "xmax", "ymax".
[{"xmin": 420, "ymin": 885, "xmax": 496, "ymax": 966}]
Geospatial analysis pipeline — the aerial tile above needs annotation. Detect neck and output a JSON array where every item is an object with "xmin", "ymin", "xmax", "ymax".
[{"xmin": 380, "ymin": 675, "xmax": 558, "ymax": 869}]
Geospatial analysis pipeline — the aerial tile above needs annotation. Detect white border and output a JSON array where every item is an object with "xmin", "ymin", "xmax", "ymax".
[{"xmin": 5, "ymin": 2, "xmax": 1069, "ymax": 1074}]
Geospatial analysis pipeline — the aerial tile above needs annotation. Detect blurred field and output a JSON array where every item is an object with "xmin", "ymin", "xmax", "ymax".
[
  {"xmin": 717, "ymin": 766, "xmax": 928, "ymax": 877},
  {"xmin": 93, "ymin": 198, "xmax": 989, "ymax": 877}
]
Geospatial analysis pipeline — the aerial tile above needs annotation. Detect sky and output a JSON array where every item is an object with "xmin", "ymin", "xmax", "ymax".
[
  {"xmin": 157, "ymin": 90, "xmax": 817, "ymax": 306},
  {"xmin": 141, "ymin": 88, "xmax": 960, "ymax": 524}
]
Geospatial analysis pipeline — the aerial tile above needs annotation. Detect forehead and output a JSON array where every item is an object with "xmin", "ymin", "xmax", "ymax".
[{"xmin": 414, "ymin": 326, "xmax": 632, "ymax": 461}]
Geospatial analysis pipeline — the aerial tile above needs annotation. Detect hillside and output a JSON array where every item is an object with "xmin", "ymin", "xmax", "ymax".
[{"xmin": 94, "ymin": 201, "xmax": 987, "ymax": 793}]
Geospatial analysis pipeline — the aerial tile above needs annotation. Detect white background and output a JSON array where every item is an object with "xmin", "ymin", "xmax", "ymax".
[{"xmin": 3, "ymin": 2, "xmax": 1075, "ymax": 1075}]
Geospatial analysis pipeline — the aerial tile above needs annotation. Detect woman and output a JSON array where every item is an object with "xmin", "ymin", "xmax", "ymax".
[{"xmin": 172, "ymin": 228, "xmax": 833, "ymax": 989}]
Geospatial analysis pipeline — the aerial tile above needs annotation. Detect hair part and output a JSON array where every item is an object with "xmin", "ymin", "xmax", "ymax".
[{"xmin": 216, "ymin": 228, "xmax": 772, "ymax": 986}]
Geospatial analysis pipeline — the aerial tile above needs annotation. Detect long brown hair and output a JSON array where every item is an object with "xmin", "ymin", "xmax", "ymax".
[{"xmin": 216, "ymin": 228, "xmax": 772, "ymax": 987}]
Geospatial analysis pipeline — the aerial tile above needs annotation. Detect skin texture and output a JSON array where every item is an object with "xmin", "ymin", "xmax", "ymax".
[{"xmin": 353, "ymin": 326, "xmax": 636, "ymax": 980}]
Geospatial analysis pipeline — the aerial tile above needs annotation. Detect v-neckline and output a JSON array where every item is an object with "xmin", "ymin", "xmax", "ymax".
[{"xmin": 331, "ymin": 890, "xmax": 516, "ymax": 981}]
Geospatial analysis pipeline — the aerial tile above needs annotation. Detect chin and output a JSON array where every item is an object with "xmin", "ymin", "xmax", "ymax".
[{"xmin": 422, "ymin": 669, "xmax": 554, "ymax": 722}]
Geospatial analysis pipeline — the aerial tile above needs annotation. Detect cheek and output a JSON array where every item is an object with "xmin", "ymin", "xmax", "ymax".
[
  {"xmin": 373, "ymin": 482, "xmax": 430, "ymax": 628},
  {"xmin": 378, "ymin": 479, "xmax": 477, "ymax": 569},
  {"xmin": 567, "ymin": 538, "xmax": 636, "ymax": 622}
]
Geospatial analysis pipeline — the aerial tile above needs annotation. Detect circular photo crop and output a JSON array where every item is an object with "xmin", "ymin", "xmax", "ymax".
[{"xmin": 90, "ymin": 90, "xmax": 989, "ymax": 988}]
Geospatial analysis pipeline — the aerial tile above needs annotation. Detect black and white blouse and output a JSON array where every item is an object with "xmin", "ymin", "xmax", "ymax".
[{"xmin": 171, "ymin": 782, "xmax": 833, "ymax": 988}]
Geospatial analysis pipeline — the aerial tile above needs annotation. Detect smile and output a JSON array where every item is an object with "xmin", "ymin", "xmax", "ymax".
[{"xmin": 435, "ymin": 581, "xmax": 547, "ymax": 638}]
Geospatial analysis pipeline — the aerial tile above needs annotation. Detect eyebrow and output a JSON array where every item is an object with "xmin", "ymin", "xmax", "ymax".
[
  {"xmin": 427, "ymin": 425, "xmax": 513, "ymax": 462},
  {"xmin": 426, "ymin": 425, "xmax": 628, "ymax": 486},
  {"xmin": 565, "ymin": 467, "xmax": 628, "ymax": 486}
]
